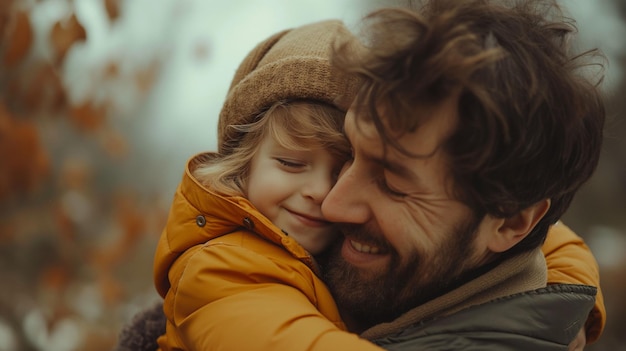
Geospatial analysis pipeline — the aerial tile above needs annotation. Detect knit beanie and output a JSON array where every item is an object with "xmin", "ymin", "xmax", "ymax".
[{"xmin": 218, "ymin": 19, "xmax": 361, "ymax": 155}]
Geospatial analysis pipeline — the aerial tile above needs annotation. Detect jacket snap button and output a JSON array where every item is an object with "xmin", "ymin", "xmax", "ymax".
[
  {"xmin": 243, "ymin": 217, "xmax": 254, "ymax": 229},
  {"xmin": 196, "ymin": 215, "xmax": 206, "ymax": 227}
]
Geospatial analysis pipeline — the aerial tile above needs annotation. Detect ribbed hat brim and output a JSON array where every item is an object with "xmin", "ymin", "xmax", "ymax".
[{"xmin": 218, "ymin": 20, "xmax": 360, "ymax": 154}]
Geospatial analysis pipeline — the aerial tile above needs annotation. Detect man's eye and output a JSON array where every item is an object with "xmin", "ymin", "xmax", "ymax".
[
  {"xmin": 276, "ymin": 158, "xmax": 304, "ymax": 168},
  {"xmin": 377, "ymin": 178, "xmax": 406, "ymax": 197}
]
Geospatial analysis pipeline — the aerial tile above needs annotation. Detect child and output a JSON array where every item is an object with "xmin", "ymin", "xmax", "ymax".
[{"xmin": 152, "ymin": 20, "xmax": 384, "ymax": 351}]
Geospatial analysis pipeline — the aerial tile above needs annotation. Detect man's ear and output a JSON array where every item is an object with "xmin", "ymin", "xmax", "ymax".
[{"xmin": 487, "ymin": 199, "xmax": 551, "ymax": 253}]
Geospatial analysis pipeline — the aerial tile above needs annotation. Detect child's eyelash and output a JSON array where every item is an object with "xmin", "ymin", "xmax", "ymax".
[{"xmin": 276, "ymin": 158, "xmax": 303, "ymax": 168}]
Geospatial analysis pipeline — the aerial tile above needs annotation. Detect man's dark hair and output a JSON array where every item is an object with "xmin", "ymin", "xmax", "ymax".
[{"xmin": 334, "ymin": 0, "xmax": 606, "ymax": 256}]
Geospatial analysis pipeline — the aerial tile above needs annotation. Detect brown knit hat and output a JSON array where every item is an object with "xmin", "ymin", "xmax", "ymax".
[{"xmin": 218, "ymin": 20, "xmax": 361, "ymax": 155}]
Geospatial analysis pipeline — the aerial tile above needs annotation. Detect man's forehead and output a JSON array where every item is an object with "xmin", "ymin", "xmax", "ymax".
[{"xmin": 345, "ymin": 100, "xmax": 458, "ymax": 160}]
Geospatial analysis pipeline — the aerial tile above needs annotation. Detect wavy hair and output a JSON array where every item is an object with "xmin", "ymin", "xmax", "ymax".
[
  {"xmin": 333, "ymin": 0, "xmax": 606, "ymax": 255},
  {"xmin": 193, "ymin": 100, "xmax": 349, "ymax": 197}
]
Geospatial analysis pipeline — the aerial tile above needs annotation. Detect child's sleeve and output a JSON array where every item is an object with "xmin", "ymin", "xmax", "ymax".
[
  {"xmin": 168, "ymin": 241, "xmax": 384, "ymax": 351},
  {"xmin": 542, "ymin": 221, "xmax": 606, "ymax": 343}
]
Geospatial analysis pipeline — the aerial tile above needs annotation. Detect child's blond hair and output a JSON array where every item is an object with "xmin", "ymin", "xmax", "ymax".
[{"xmin": 193, "ymin": 100, "xmax": 349, "ymax": 197}]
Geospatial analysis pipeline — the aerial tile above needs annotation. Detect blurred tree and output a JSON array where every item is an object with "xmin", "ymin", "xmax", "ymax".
[{"xmin": 0, "ymin": 0, "xmax": 165, "ymax": 349}]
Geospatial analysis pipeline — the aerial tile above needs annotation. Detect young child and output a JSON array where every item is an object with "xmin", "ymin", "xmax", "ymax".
[{"xmin": 152, "ymin": 20, "xmax": 384, "ymax": 351}]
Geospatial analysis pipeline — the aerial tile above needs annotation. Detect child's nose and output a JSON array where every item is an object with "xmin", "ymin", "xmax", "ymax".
[{"xmin": 301, "ymin": 174, "xmax": 332, "ymax": 204}]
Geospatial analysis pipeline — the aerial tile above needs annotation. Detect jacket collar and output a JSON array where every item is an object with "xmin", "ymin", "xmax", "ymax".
[
  {"xmin": 171, "ymin": 153, "xmax": 314, "ymax": 263},
  {"xmin": 361, "ymin": 247, "xmax": 548, "ymax": 340}
]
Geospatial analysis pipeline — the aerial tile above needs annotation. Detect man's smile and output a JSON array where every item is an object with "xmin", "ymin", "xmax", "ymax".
[
  {"xmin": 349, "ymin": 239, "xmax": 381, "ymax": 254},
  {"xmin": 340, "ymin": 236, "xmax": 390, "ymax": 269}
]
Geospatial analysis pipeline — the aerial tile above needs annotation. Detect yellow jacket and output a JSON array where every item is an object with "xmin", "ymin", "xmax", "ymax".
[
  {"xmin": 154, "ymin": 154, "xmax": 605, "ymax": 350},
  {"xmin": 153, "ymin": 154, "xmax": 382, "ymax": 351},
  {"xmin": 542, "ymin": 222, "xmax": 606, "ymax": 343}
]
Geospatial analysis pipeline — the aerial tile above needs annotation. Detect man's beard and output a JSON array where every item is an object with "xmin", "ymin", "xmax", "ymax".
[{"xmin": 322, "ymin": 215, "xmax": 482, "ymax": 332}]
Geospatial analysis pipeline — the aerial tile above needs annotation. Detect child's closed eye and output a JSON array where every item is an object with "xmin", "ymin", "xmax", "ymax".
[{"xmin": 276, "ymin": 158, "xmax": 305, "ymax": 169}]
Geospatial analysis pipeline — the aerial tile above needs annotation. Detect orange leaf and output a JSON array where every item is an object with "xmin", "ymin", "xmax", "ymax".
[
  {"xmin": 135, "ymin": 61, "xmax": 159, "ymax": 93},
  {"xmin": 0, "ymin": 1, "xmax": 15, "ymax": 42},
  {"xmin": 101, "ymin": 128, "xmax": 128, "ymax": 159},
  {"xmin": 49, "ymin": 13, "xmax": 87, "ymax": 65},
  {"xmin": 103, "ymin": 61, "xmax": 119, "ymax": 79},
  {"xmin": 68, "ymin": 102, "xmax": 107, "ymax": 132},
  {"xmin": 40, "ymin": 264, "xmax": 71, "ymax": 291},
  {"xmin": 104, "ymin": 0, "xmax": 121, "ymax": 21},
  {"xmin": 1, "ymin": 10, "xmax": 33, "ymax": 67},
  {"xmin": 0, "ymin": 102, "xmax": 49, "ymax": 201},
  {"xmin": 59, "ymin": 156, "xmax": 92, "ymax": 190},
  {"xmin": 18, "ymin": 64, "xmax": 67, "ymax": 114}
]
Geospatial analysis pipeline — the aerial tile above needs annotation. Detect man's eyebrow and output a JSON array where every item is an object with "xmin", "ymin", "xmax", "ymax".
[
  {"xmin": 361, "ymin": 148, "xmax": 416, "ymax": 180},
  {"xmin": 344, "ymin": 115, "xmax": 420, "ymax": 181}
]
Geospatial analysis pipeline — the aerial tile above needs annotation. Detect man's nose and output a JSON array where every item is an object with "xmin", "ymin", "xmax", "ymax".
[{"xmin": 321, "ymin": 160, "xmax": 370, "ymax": 223}]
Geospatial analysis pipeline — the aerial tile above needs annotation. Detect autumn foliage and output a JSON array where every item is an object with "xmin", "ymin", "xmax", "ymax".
[{"xmin": 0, "ymin": 0, "xmax": 165, "ymax": 349}]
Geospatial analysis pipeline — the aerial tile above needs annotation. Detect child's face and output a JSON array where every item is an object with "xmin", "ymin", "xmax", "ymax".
[{"xmin": 247, "ymin": 134, "xmax": 343, "ymax": 255}]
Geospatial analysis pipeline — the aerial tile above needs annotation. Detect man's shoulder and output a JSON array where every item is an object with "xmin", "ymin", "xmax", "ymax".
[{"xmin": 374, "ymin": 284, "xmax": 596, "ymax": 351}]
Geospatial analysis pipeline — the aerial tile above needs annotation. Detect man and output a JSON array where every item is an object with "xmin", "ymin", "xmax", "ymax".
[
  {"xmin": 320, "ymin": 0, "xmax": 605, "ymax": 349},
  {"xmin": 115, "ymin": 0, "xmax": 605, "ymax": 350}
]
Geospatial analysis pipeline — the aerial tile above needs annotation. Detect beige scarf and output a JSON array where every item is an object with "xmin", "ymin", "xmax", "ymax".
[{"xmin": 361, "ymin": 248, "xmax": 547, "ymax": 340}]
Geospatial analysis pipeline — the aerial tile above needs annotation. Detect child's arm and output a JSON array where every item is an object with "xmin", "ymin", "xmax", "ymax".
[
  {"xmin": 542, "ymin": 222, "xmax": 606, "ymax": 343},
  {"xmin": 167, "ymin": 239, "xmax": 384, "ymax": 351}
]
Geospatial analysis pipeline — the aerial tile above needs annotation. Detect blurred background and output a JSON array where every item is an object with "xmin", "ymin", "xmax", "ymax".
[{"xmin": 0, "ymin": 0, "xmax": 624, "ymax": 350}]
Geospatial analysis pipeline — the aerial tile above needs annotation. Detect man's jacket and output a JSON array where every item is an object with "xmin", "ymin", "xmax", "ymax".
[{"xmin": 373, "ymin": 284, "xmax": 596, "ymax": 350}]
